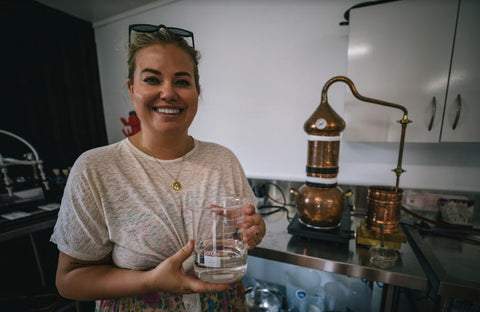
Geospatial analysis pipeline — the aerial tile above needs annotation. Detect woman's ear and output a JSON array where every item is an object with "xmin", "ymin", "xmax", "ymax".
[{"xmin": 127, "ymin": 80, "xmax": 134, "ymax": 101}]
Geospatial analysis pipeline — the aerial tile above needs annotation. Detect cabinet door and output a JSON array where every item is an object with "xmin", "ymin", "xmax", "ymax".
[
  {"xmin": 441, "ymin": 0, "xmax": 480, "ymax": 142},
  {"xmin": 343, "ymin": 0, "xmax": 458, "ymax": 142}
]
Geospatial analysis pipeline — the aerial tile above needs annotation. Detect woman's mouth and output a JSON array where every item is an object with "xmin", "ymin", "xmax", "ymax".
[{"xmin": 154, "ymin": 107, "xmax": 182, "ymax": 115}]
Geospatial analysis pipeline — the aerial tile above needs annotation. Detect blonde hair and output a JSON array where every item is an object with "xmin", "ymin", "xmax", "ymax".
[{"xmin": 127, "ymin": 30, "xmax": 201, "ymax": 91}]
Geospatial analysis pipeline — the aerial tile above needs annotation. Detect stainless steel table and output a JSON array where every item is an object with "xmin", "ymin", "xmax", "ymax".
[
  {"xmin": 403, "ymin": 224, "xmax": 480, "ymax": 311},
  {"xmin": 0, "ymin": 208, "xmax": 58, "ymax": 289},
  {"xmin": 0, "ymin": 218, "xmax": 57, "ymax": 243},
  {"xmin": 248, "ymin": 209, "xmax": 428, "ymax": 311}
]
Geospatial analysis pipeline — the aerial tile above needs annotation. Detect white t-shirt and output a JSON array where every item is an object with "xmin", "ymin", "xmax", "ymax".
[
  {"xmin": 52, "ymin": 138, "xmax": 255, "ymax": 266},
  {"xmin": 50, "ymin": 138, "xmax": 256, "ymax": 310}
]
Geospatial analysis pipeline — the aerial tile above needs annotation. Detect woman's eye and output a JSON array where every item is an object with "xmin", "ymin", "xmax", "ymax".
[
  {"xmin": 176, "ymin": 79, "xmax": 191, "ymax": 87},
  {"xmin": 143, "ymin": 76, "xmax": 159, "ymax": 84}
]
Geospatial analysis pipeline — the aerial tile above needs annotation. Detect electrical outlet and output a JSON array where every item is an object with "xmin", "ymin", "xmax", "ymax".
[
  {"xmin": 252, "ymin": 184, "xmax": 266, "ymax": 197},
  {"xmin": 252, "ymin": 184, "xmax": 267, "ymax": 207}
]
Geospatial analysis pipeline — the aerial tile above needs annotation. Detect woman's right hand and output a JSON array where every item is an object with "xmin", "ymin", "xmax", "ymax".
[
  {"xmin": 147, "ymin": 239, "xmax": 230, "ymax": 294},
  {"xmin": 55, "ymin": 239, "xmax": 228, "ymax": 301}
]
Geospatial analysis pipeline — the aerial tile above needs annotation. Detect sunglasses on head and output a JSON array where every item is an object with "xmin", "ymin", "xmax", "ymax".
[{"xmin": 128, "ymin": 24, "xmax": 195, "ymax": 48}]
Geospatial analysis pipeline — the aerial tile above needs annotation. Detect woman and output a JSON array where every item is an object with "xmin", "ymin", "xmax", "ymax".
[{"xmin": 51, "ymin": 25, "xmax": 265, "ymax": 312}]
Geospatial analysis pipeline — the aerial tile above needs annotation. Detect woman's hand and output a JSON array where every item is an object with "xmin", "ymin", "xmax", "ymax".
[
  {"xmin": 242, "ymin": 203, "xmax": 266, "ymax": 249},
  {"xmin": 148, "ymin": 240, "xmax": 230, "ymax": 294},
  {"xmin": 55, "ymin": 240, "xmax": 229, "ymax": 301}
]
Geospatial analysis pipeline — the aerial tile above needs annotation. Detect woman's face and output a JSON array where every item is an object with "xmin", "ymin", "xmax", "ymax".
[{"xmin": 128, "ymin": 43, "xmax": 199, "ymax": 137}]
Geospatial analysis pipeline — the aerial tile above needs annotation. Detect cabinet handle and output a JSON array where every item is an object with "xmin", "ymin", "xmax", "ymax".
[
  {"xmin": 452, "ymin": 94, "xmax": 462, "ymax": 130},
  {"xmin": 428, "ymin": 96, "xmax": 436, "ymax": 131}
]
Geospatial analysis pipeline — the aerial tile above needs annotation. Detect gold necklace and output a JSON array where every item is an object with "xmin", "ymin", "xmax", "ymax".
[{"xmin": 143, "ymin": 139, "xmax": 190, "ymax": 191}]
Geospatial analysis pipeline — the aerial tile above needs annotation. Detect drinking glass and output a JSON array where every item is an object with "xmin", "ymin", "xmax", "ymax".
[{"xmin": 192, "ymin": 196, "xmax": 248, "ymax": 284}]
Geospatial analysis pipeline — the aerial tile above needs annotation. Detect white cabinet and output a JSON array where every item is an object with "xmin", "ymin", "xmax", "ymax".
[
  {"xmin": 343, "ymin": 0, "xmax": 479, "ymax": 142},
  {"xmin": 441, "ymin": 0, "xmax": 480, "ymax": 142}
]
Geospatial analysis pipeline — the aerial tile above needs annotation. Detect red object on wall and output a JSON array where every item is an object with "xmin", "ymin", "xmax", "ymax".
[{"xmin": 120, "ymin": 110, "xmax": 141, "ymax": 137}]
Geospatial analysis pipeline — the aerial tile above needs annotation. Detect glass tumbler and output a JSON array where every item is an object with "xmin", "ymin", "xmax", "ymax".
[
  {"xmin": 192, "ymin": 196, "xmax": 248, "ymax": 284},
  {"xmin": 369, "ymin": 246, "xmax": 398, "ymax": 269}
]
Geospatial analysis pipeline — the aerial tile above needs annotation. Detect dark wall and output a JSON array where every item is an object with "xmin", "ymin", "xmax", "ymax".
[
  {"xmin": 0, "ymin": 2, "xmax": 105, "ymax": 310},
  {"xmin": 0, "ymin": 0, "xmax": 108, "ymax": 178}
]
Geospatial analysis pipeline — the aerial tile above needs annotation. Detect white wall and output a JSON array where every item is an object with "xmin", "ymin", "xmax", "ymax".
[{"xmin": 94, "ymin": 0, "xmax": 480, "ymax": 193}]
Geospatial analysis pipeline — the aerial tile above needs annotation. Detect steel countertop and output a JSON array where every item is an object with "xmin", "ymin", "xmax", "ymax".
[
  {"xmin": 248, "ymin": 208, "xmax": 428, "ymax": 291},
  {"xmin": 402, "ymin": 223, "xmax": 480, "ymax": 302}
]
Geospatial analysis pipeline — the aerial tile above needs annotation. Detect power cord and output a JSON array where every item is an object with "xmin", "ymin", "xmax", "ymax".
[
  {"xmin": 253, "ymin": 182, "xmax": 296, "ymax": 222},
  {"xmin": 401, "ymin": 205, "xmax": 479, "ymax": 232}
]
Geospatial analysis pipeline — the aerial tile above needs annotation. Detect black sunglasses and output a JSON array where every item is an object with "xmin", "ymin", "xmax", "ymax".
[{"xmin": 128, "ymin": 24, "xmax": 195, "ymax": 48}]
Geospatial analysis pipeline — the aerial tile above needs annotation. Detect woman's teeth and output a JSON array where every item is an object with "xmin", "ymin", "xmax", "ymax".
[{"xmin": 155, "ymin": 107, "xmax": 181, "ymax": 114}]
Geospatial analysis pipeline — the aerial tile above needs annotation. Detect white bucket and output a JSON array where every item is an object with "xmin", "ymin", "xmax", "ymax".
[
  {"xmin": 324, "ymin": 281, "xmax": 349, "ymax": 312},
  {"xmin": 346, "ymin": 279, "xmax": 372, "ymax": 312},
  {"xmin": 285, "ymin": 268, "xmax": 322, "ymax": 312}
]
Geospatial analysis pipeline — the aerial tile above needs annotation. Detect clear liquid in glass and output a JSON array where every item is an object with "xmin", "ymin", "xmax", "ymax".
[{"xmin": 194, "ymin": 238, "xmax": 247, "ymax": 284}]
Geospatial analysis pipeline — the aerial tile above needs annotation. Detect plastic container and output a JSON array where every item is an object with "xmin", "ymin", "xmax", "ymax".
[
  {"xmin": 245, "ymin": 282, "xmax": 283, "ymax": 312},
  {"xmin": 438, "ymin": 198, "xmax": 475, "ymax": 225},
  {"xmin": 346, "ymin": 279, "xmax": 372, "ymax": 312},
  {"xmin": 285, "ymin": 268, "xmax": 322, "ymax": 312},
  {"xmin": 299, "ymin": 293, "xmax": 326, "ymax": 312},
  {"xmin": 324, "ymin": 281, "xmax": 348, "ymax": 312}
]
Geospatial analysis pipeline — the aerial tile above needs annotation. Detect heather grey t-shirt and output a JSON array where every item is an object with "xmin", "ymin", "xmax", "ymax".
[{"xmin": 51, "ymin": 138, "xmax": 256, "ymax": 272}]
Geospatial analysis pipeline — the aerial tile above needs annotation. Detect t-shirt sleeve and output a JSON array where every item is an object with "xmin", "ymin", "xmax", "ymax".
[
  {"xmin": 237, "ymin": 166, "xmax": 256, "ymax": 204},
  {"xmin": 225, "ymin": 147, "xmax": 257, "ymax": 204},
  {"xmin": 50, "ymin": 153, "xmax": 113, "ymax": 261}
]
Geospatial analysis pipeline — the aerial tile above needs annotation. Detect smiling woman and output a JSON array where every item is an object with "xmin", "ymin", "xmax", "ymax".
[{"xmin": 49, "ymin": 26, "xmax": 266, "ymax": 312}]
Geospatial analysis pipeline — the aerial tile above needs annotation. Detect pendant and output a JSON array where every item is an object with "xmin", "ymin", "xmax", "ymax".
[{"xmin": 173, "ymin": 181, "xmax": 181, "ymax": 191}]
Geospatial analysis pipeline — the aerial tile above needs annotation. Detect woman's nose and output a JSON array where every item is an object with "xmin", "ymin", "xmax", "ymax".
[{"xmin": 159, "ymin": 82, "xmax": 177, "ymax": 101}]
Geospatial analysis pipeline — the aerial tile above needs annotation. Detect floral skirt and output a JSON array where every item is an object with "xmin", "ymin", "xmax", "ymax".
[{"xmin": 95, "ymin": 281, "xmax": 247, "ymax": 312}]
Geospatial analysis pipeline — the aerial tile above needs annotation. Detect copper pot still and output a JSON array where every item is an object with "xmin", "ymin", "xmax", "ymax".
[
  {"xmin": 289, "ymin": 83, "xmax": 349, "ymax": 229},
  {"xmin": 291, "ymin": 76, "xmax": 411, "ymax": 231}
]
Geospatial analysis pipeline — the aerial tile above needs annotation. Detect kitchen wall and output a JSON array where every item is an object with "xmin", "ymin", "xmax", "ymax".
[{"xmin": 94, "ymin": 0, "xmax": 480, "ymax": 193}]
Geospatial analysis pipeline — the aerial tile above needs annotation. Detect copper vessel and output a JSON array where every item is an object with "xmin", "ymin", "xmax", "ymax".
[
  {"xmin": 291, "ymin": 76, "xmax": 411, "ymax": 231},
  {"xmin": 290, "ymin": 78, "xmax": 349, "ymax": 229},
  {"xmin": 366, "ymin": 185, "xmax": 403, "ymax": 234},
  {"xmin": 291, "ymin": 186, "xmax": 350, "ymax": 229}
]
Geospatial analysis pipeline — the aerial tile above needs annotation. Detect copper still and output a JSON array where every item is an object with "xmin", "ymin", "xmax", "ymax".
[{"xmin": 291, "ymin": 76, "xmax": 411, "ymax": 232}]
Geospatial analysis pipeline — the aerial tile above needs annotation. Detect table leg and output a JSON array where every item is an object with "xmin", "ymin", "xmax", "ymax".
[
  {"xmin": 381, "ymin": 284, "xmax": 399, "ymax": 312},
  {"xmin": 29, "ymin": 233, "xmax": 45, "ymax": 288},
  {"xmin": 437, "ymin": 296, "xmax": 452, "ymax": 312}
]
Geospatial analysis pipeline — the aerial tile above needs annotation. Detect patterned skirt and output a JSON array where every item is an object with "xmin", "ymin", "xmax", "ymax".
[{"xmin": 95, "ymin": 281, "xmax": 247, "ymax": 312}]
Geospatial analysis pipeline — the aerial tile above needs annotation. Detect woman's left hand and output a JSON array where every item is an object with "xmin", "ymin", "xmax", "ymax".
[{"xmin": 242, "ymin": 203, "xmax": 266, "ymax": 249}]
